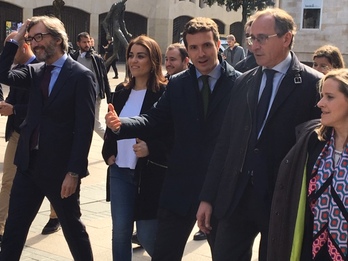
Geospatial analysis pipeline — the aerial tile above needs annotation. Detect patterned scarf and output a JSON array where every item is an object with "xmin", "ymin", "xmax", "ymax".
[{"xmin": 308, "ymin": 129, "xmax": 348, "ymax": 260}]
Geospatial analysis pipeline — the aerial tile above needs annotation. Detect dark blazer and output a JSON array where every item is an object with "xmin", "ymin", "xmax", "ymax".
[
  {"xmin": 4, "ymin": 59, "xmax": 38, "ymax": 141},
  {"xmin": 0, "ymin": 42, "xmax": 96, "ymax": 180},
  {"xmin": 116, "ymin": 59, "xmax": 240, "ymax": 216},
  {"xmin": 102, "ymin": 83, "xmax": 168, "ymax": 220},
  {"xmin": 200, "ymin": 51, "xmax": 322, "ymax": 219}
]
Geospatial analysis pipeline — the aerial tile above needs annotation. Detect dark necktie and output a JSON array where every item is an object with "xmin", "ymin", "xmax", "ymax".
[
  {"xmin": 41, "ymin": 65, "xmax": 55, "ymax": 99},
  {"xmin": 256, "ymin": 69, "xmax": 276, "ymax": 134},
  {"xmin": 30, "ymin": 65, "xmax": 55, "ymax": 150},
  {"xmin": 200, "ymin": 75, "xmax": 210, "ymax": 117}
]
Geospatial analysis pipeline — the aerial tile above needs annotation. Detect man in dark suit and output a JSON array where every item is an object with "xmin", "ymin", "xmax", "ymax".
[
  {"xmin": 105, "ymin": 17, "xmax": 240, "ymax": 261},
  {"xmin": 0, "ymin": 30, "xmax": 38, "ymax": 248},
  {"xmin": 196, "ymin": 8, "xmax": 322, "ymax": 261},
  {"xmin": 0, "ymin": 16, "xmax": 96, "ymax": 260}
]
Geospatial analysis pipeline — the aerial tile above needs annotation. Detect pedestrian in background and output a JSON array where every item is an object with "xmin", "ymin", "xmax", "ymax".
[
  {"xmin": 71, "ymin": 31, "xmax": 111, "ymax": 139},
  {"xmin": 222, "ymin": 34, "xmax": 245, "ymax": 67},
  {"xmin": 312, "ymin": 44, "xmax": 345, "ymax": 75},
  {"xmin": 103, "ymin": 37, "xmax": 119, "ymax": 79},
  {"xmin": 235, "ymin": 19, "xmax": 258, "ymax": 73}
]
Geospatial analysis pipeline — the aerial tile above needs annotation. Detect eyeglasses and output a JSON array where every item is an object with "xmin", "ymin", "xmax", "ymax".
[
  {"xmin": 25, "ymin": 33, "xmax": 51, "ymax": 44},
  {"xmin": 246, "ymin": 33, "xmax": 278, "ymax": 46}
]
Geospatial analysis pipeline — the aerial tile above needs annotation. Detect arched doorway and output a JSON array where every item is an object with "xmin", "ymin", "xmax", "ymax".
[
  {"xmin": 34, "ymin": 6, "xmax": 90, "ymax": 50},
  {"xmin": 230, "ymin": 22, "xmax": 244, "ymax": 46},
  {"xmin": 212, "ymin": 19, "xmax": 225, "ymax": 35},
  {"xmin": 172, "ymin": 16, "xmax": 192, "ymax": 43}
]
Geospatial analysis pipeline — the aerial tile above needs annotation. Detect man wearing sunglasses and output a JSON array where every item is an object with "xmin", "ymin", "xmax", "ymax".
[
  {"xmin": 0, "ymin": 16, "xmax": 95, "ymax": 260},
  {"xmin": 197, "ymin": 8, "xmax": 322, "ymax": 261}
]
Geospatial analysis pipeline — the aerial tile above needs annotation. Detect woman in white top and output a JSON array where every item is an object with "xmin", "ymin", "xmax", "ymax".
[{"xmin": 102, "ymin": 35, "xmax": 168, "ymax": 260}]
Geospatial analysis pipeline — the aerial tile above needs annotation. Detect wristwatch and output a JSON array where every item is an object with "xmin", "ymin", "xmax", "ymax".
[{"xmin": 68, "ymin": 172, "xmax": 79, "ymax": 178}]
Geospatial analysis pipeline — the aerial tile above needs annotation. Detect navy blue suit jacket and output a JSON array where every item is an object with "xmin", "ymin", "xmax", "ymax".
[
  {"xmin": 116, "ymin": 60, "xmax": 240, "ymax": 216},
  {"xmin": 0, "ymin": 42, "xmax": 96, "ymax": 180}
]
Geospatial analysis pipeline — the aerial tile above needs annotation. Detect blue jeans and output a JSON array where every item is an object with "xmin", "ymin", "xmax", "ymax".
[{"xmin": 109, "ymin": 164, "xmax": 158, "ymax": 260}]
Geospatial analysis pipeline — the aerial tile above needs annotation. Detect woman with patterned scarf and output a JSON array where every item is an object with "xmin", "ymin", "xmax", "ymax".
[{"xmin": 267, "ymin": 68, "xmax": 348, "ymax": 261}]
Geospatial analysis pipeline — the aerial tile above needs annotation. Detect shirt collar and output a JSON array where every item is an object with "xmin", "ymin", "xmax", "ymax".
[
  {"xmin": 196, "ymin": 61, "xmax": 221, "ymax": 80},
  {"xmin": 263, "ymin": 52, "xmax": 292, "ymax": 75},
  {"xmin": 50, "ymin": 53, "xmax": 68, "ymax": 68}
]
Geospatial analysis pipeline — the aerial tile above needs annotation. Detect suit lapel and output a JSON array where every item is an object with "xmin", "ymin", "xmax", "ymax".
[
  {"xmin": 247, "ymin": 67, "xmax": 262, "ymax": 118},
  {"xmin": 46, "ymin": 58, "xmax": 73, "ymax": 106},
  {"xmin": 267, "ymin": 55, "xmax": 301, "ymax": 121},
  {"xmin": 114, "ymin": 88, "xmax": 131, "ymax": 114}
]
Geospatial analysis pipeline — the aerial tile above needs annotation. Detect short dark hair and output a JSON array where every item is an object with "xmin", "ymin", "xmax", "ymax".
[
  {"xmin": 166, "ymin": 43, "xmax": 188, "ymax": 62},
  {"xmin": 182, "ymin": 17, "xmax": 219, "ymax": 49},
  {"xmin": 76, "ymin": 32, "xmax": 90, "ymax": 42}
]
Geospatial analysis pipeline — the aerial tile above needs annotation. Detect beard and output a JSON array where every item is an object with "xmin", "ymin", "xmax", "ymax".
[{"xmin": 33, "ymin": 40, "xmax": 57, "ymax": 62}]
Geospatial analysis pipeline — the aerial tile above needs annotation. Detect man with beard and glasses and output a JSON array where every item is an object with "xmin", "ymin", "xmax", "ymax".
[{"xmin": 0, "ymin": 16, "xmax": 96, "ymax": 261}]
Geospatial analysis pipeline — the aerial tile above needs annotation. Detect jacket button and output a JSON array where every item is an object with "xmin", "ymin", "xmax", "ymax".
[{"xmin": 254, "ymin": 148, "xmax": 259, "ymax": 153}]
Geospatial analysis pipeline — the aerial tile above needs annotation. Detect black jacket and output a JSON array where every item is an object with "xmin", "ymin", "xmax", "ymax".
[
  {"xmin": 71, "ymin": 50, "xmax": 111, "ymax": 102},
  {"xmin": 102, "ymin": 84, "xmax": 169, "ymax": 220},
  {"xmin": 200, "ymin": 51, "xmax": 322, "ymax": 219},
  {"xmin": 116, "ymin": 59, "xmax": 240, "ymax": 216}
]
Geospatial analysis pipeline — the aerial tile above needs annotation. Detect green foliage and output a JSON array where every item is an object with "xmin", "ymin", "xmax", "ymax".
[{"xmin": 204, "ymin": 0, "xmax": 275, "ymax": 19}]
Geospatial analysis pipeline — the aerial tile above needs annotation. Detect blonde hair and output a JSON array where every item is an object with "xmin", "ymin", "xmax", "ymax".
[{"xmin": 316, "ymin": 68, "xmax": 348, "ymax": 140}]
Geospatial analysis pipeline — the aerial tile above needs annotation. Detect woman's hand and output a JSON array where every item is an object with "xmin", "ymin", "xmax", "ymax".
[{"xmin": 133, "ymin": 138, "xmax": 149, "ymax": 158}]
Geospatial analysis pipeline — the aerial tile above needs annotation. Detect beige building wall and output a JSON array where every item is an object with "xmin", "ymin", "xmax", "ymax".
[
  {"xmin": 3, "ymin": 0, "xmax": 346, "ymax": 65},
  {"xmin": 280, "ymin": 0, "xmax": 348, "ymax": 65},
  {"xmin": 1, "ymin": 0, "xmax": 243, "ymax": 54}
]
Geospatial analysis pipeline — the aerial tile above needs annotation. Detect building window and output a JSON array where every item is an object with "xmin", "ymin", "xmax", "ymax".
[{"xmin": 301, "ymin": 0, "xmax": 322, "ymax": 29}]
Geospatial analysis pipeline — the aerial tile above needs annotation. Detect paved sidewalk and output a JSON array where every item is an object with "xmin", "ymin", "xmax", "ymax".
[{"xmin": 0, "ymin": 63, "xmax": 260, "ymax": 260}]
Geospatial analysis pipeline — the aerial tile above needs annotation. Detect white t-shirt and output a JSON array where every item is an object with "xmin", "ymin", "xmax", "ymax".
[{"xmin": 115, "ymin": 89, "xmax": 147, "ymax": 169}]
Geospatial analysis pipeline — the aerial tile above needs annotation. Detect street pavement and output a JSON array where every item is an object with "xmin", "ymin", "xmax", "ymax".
[{"xmin": 0, "ymin": 63, "xmax": 259, "ymax": 260}]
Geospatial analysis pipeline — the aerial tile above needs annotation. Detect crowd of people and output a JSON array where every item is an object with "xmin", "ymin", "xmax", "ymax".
[{"xmin": 0, "ymin": 6, "xmax": 347, "ymax": 261}]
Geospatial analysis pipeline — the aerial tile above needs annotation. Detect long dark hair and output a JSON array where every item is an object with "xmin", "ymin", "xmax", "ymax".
[{"xmin": 124, "ymin": 35, "xmax": 167, "ymax": 92}]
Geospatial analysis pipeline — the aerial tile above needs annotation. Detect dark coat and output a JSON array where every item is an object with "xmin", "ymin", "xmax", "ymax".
[
  {"xmin": 200, "ymin": 51, "xmax": 322, "ymax": 219},
  {"xmin": 71, "ymin": 50, "xmax": 111, "ymax": 102},
  {"xmin": 116, "ymin": 59, "xmax": 240, "ymax": 216},
  {"xmin": 102, "ymin": 84, "xmax": 169, "ymax": 220},
  {"xmin": 267, "ymin": 119, "xmax": 326, "ymax": 261},
  {"xmin": 0, "ymin": 42, "xmax": 96, "ymax": 180}
]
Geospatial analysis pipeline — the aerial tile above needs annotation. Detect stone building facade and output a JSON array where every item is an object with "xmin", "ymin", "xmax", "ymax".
[
  {"xmin": 280, "ymin": 0, "xmax": 347, "ymax": 65},
  {"xmin": 0, "ymin": 0, "xmax": 346, "ymax": 64}
]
